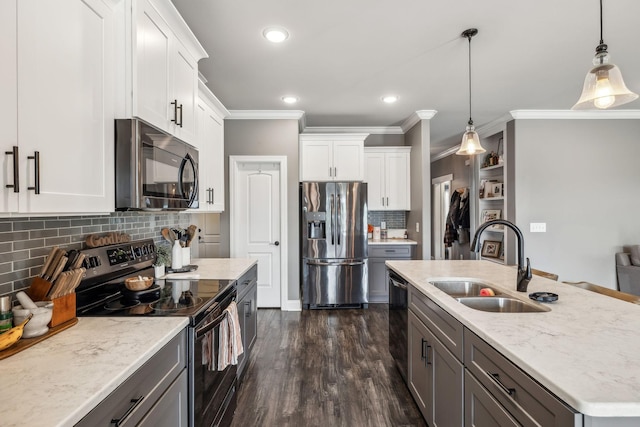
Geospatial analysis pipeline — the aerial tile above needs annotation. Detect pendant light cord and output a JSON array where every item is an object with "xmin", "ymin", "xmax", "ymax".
[
  {"xmin": 599, "ymin": 0, "xmax": 604, "ymax": 45},
  {"xmin": 467, "ymin": 33, "xmax": 473, "ymax": 127}
]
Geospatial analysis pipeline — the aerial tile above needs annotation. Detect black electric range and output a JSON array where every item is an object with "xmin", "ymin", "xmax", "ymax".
[{"xmin": 75, "ymin": 239, "xmax": 234, "ymax": 325}]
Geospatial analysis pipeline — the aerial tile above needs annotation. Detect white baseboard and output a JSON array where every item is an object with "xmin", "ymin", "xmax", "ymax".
[{"xmin": 282, "ymin": 299, "xmax": 302, "ymax": 311}]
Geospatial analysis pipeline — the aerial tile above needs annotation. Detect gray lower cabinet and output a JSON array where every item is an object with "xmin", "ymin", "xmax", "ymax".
[
  {"xmin": 76, "ymin": 329, "xmax": 187, "ymax": 426},
  {"xmin": 464, "ymin": 329, "xmax": 581, "ymax": 427},
  {"xmin": 369, "ymin": 244, "xmax": 414, "ymax": 302},
  {"xmin": 236, "ymin": 264, "xmax": 258, "ymax": 382},
  {"xmin": 409, "ymin": 287, "xmax": 463, "ymax": 426},
  {"xmin": 465, "ymin": 370, "xmax": 519, "ymax": 427}
]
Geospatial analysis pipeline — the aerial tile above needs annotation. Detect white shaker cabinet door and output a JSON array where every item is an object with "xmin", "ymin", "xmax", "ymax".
[
  {"xmin": 0, "ymin": 0, "xmax": 18, "ymax": 212},
  {"xmin": 364, "ymin": 151, "xmax": 385, "ymax": 210},
  {"xmin": 134, "ymin": 0, "xmax": 172, "ymax": 133},
  {"xmin": 171, "ymin": 43, "xmax": 199, "ymax": 145},
  {"xmin": 385, "ymin": 151, "xmax": 410, "ymax": 210},
  {"xmin": 333, "ymin": 140, "xmax": 364, "ymax": 181},
  {"xmin": 300, "ymin": 140, "xmax": 333, "ymax": 181},
  {"xmin": 17, "ymin": 0, "xmax": 115, "ymax": 213},
  {"xmin": 196, "ymin": 100, "xmax": 225, "ymax": 212}
]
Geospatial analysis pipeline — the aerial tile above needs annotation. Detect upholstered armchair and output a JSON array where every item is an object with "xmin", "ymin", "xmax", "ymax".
[{"xmin": 616, "ymin": 246, "xmax": 640, "ymax": 296}]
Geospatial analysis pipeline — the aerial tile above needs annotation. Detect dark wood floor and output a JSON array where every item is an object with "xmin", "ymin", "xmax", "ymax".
[{"xmin": 231, "ymin": 304, "xmax": 426, "ymax": 427}]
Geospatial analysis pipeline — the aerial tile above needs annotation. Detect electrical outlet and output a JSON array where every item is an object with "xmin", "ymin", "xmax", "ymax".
[
  {"xmin": 530, "ymin": 223, "xmax": 546, "ymax": 233},
  {"xmin": 381, "ymin": 221, "xmax": 386, "ymax": 229},
  {"xmin": 416, "ymin": 222, "xmax": 420, "ymax": 233}
]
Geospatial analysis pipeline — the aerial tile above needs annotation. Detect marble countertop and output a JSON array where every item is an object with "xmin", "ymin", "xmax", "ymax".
[
  {"xmin": 0, "ymin": 316, "xmax": 188, "ymax": 427},
  {"xmin": 161, "ymin": 257, "xmax": 257, "ymax": 280},
  {"xmin": 368, "ymin": 238, "xmax": 417, "ymax": 245},
  {"xmin": 386, "ymin": 260, "xmax": 640, "ymax": 418}
]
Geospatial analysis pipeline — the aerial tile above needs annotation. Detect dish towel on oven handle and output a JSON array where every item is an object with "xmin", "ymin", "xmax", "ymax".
[{"xmin": 218, "ymin": 300, "xmax": 243, "ymax": 371}]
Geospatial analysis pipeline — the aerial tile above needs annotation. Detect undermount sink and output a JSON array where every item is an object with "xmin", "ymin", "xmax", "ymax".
[
  {"xmin": 429, "ymin": 280, "xmax": 500, "ymax": 297},
  {"xmin": 456, "ymin": 297, "xmax": 550, "ymax": 313}
]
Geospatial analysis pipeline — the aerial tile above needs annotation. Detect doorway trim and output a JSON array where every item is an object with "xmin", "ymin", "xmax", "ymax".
[{"xmin": 229, "ymin": 155, "xmax": 292, "ymax": 310}]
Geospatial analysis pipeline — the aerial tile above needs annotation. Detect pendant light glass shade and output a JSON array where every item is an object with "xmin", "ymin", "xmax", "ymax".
[
  {"xmin": 456, "ymin": 28, "xmax": 486, "ymax": 156},
  {"xmin": 572, "ymin": 0, "xmax": 638, "ymax": 110},
  {"xmin": 572, "ymin": 50, "xmax": 638, "ymax": 110},
  {"xmin": 457, "ymin": 124, "xmax": 485, "ymax": 155}
]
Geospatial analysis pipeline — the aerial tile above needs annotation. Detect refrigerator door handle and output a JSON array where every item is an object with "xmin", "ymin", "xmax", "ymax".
[
  {"xmin": 306, "ymin": 260, "xmax": 366, "ymax": 267},
  {"xmin": 330, "ymin": 194, "xmax": 335, "ymax": 245},
  {"xmin": 337, "ymin": 194, "xmax": 341, "ymax": 245}
]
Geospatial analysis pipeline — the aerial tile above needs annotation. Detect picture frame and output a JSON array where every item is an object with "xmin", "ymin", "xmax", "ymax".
[
  {"xmin": 488, "ymin": 182, "xmax": 503, "ymax": 198},
  {"xmin": 481, "ymin": 209, "xmax": 501, "ymax": 225},
  {"xmin": 481, "ymin": 240, "xmax": 502, "ymax": 258}
]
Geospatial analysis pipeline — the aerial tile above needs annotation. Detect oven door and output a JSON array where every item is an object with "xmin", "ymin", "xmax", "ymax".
[{"xmin": 191, "ymin": 297, "xmax": 237, "ymax": 427}]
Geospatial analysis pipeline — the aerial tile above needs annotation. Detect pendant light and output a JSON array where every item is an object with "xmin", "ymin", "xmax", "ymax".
[
  {"xmin": 456, "ymin": 28, "xmax": 486, "ymax": 156},
  {"xmin": 572, "ymin": 0, "xmax": 638, "ymax": 110}
]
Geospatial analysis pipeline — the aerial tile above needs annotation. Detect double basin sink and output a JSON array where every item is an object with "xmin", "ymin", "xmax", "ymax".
[{"xmin": 429, "ymin": 280, "xmax": 550, "ymax": 313}]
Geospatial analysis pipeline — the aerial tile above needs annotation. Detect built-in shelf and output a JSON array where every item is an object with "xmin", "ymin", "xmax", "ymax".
[
  {"xmin": 479, "ymin": 163, "xmax": 504, "ymax": 171},
  {"xmin": 479, "ymin": 196, "xmax": 504, "ymax": 201}
]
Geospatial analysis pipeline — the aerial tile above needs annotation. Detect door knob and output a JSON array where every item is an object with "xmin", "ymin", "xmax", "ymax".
[{"xmin": 272, "ymin": 241, "xmax": 280, "ymax": 246}]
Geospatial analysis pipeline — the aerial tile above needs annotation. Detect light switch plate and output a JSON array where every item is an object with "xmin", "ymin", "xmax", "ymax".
[
  {"xmin": 530, "ymin": 223, "xmax": 546, "ymax": 233},
  {"xmin": 416, "ymin": 222, "xmax": 420, "ymax": 233}
]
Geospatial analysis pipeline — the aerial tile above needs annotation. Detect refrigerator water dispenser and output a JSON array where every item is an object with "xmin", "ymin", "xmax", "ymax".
[{"xmin": 306, "ymin": 212, "xmax": 326, "ymax": 239}]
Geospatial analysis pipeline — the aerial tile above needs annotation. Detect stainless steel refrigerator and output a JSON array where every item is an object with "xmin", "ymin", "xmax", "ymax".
[{"xmin": 301, "ymin": 182, "xmax": 368, "ymax": 308}]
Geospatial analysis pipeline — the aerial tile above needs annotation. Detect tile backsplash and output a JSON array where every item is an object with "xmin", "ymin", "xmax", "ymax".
[
  {"xmin": 367, "ymin": 211, "xmax": 407, "ymax": 229},
  {"xmin": 0, "ymin": 212, "xmax": 194, "ymax": 298}
]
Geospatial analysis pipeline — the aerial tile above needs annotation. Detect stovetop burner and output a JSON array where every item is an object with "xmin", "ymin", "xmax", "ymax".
[{"xmin": 75, "ymin": 239, "xmax": 236, "ymax": 324}]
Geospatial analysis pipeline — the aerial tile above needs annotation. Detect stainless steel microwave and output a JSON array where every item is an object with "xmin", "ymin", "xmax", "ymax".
[{"xmin": 115, "ymin": 119, "xmax": 199, "ymax": 211}]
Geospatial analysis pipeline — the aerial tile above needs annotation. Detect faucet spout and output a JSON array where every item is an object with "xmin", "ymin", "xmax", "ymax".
[{"xmin": 471, "ymin": 219, "xmax": 532, "ymax": 292}]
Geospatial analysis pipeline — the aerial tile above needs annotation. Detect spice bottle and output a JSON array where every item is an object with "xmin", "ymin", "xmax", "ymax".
[{"xmin": 0, "ymin": 296, "xmax": 12, "ymax": 333}]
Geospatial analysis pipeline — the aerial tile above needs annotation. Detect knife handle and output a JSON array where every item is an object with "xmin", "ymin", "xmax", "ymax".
[{"xmin": 50, "ymin": 256, "xmax": 68, "ymax": 283}]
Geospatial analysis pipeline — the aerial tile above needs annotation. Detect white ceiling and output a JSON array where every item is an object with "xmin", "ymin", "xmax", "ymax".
[{"xmin": 172, "ymin": 0, "xmax": 640, "ymax": 154}]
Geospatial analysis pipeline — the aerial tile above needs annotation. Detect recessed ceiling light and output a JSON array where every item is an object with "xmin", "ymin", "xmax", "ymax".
[
  {"xmin": 382, "ymin": 95, "xmax": 398, "ymax": 104},
  {"xmin": 281, "ymin": 96, "xmax": 299, "ymax": 104},
  {"xmin": 263, "ymin": 27, "xmax": 289, "ymax": 43}
]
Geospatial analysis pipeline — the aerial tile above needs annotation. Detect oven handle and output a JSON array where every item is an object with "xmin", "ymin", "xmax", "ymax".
[{"xmin": 196, "ymin": 310, "xmax": 227, "ymax": 339}]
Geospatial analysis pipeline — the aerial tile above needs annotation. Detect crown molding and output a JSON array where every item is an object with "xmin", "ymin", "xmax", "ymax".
[
  {"xmin": 299, "ymin": 133, "xmax": 370, "ymax": 141},
  {"xmin": 400, "ymin": 110, "xmax": 438, "ymax": 133},
  {"xmin": 509, "ymin": 109, "xmax": 640, "ymax": 120},
  {"xmin": 198, "ymin": 81, "xmax": 230, "ymax": 118},
  {"xmin": 226, "ymin": 110, "xmax": 306, "ymax": 120},
  {"xmin": 431, "ymin": 145, "xmax": 462, "ymax": 162},
  {"xmin": 302, "ymin": 126, "xmax": 403, "ymax": 135}
]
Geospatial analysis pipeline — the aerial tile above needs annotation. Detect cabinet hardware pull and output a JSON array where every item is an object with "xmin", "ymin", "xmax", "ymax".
[
  {"xmin": 177, "ymin": 103, "xmax": 183, "ymax": 127},
  {"xmin": 334, "ymin": 167, "xmax": 337, "ymax": 177},
  {"xmin": 111, "ymin": 395, "xmax": 144, "ymax": 426},
  {"xmin": 329, "ymin": 167, "xmax": 332, "ymax": 177},
  {"xmin": 211, "ymin": 188, "xmax": 214, "ymax": 204},
  {"xmin": 5, "ymin": 146, "xmax": 19, "ymax": 192},
  {"xmin": 386, "ymin": 197, "xmax": 389, "ymax": 206},
  {"xmin": 490, "ymin": 372, "xmax": 516, "ymax": 396},
  {"xmin": 420, "ymin": 338, "xmax": 427, "ymax": 360},
  {"xmin": 171, "ymin": 100, "xmax": 179, "ymax": 125},
  {"xmin": 27, "ymin": 151, "xmax": 40, "ymax": 194},
  {"xmin": 381, "ymin": 197, "xmax": 384, "ymax": 206},
  {"xmin": 245, "ymin": 301, "xmax": 251, "ymax": 317},
  {"xmin": 425, "ymin": 344, "xmax": 432, "ymax": 366}
]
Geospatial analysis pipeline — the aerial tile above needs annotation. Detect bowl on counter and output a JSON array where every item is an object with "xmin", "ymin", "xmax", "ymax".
[
  {"xmin": 124, "ymin": 276, "xmax": 154, "ymax": 291},
  {"xmin": 12, "ymin": 301, "xmax": 54, "ymax": 338}
]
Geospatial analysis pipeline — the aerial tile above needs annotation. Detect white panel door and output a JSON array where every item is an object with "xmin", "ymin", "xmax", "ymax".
[
  {"xmin": 333, "ymin": 140, "xmax": 364, "ymax": 181},
  {"xmin": 0, "ymin": 0, "xmax": 18, "ymax": 212},
  {"xmin": 235, "ymin": 162, "xmax": 281, "ymax": 307},
  {"xmin": 17, "ymin": 0, "xmax": 115, "ymax": 213},
  {"xmin": 364, "ymin": 152, "xmax": 385, "ymax": 210},
  {"xmin": 386, "ymin": 151, "xmax": 410, "ymax": 210}
]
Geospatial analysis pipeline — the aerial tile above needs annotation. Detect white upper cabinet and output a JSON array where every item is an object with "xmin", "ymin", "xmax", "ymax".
[
  {"xmin": 364, "ymin": 147, "xmax": 411, "ymax": 210},
  {"xmin": 124, "ymin": 0, "xmax": 206, "ymax": 145},
  {"xmin": 0, "ymin": 0, "xmax": 117, "ymax": 214},
  {"xmin": 195, "ymin": 81, "xmax": 228, "ymax": 213},
  {"xmin": 299, "ymin": 134, "xmax": 368, "ymax": 181}
]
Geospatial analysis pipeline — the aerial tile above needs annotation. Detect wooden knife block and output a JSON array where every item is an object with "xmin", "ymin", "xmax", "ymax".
[{"xmin": 27, "ymin": 278, "xmax": 76, "ymax": 328}]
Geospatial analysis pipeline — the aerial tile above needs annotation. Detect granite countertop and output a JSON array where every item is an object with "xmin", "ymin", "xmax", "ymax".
[
  {"xmin": 386, "ymin": 260, "xmax": 640, "ymax": 418},
  {"xmin": 368, "ymin": 238, "xmax": 417, "ymax": 245},
  {"xmin": 161, "ymin": 257, "xmax": 257, "ymax": 280},
  {"xmin": 0, "ymin": 317, "xmax": 188, "ymax": 427}
]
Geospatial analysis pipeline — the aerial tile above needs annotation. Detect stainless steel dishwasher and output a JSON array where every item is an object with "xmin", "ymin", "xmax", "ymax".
[{"xmin": 388, "ymin": 269, "xmax": 408, "ymax": 384}]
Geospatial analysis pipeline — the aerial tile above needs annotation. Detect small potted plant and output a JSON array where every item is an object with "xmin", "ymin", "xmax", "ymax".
[{"xmin": 153, "ymin": 244, "xmax": 171, "ymax": 278}]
